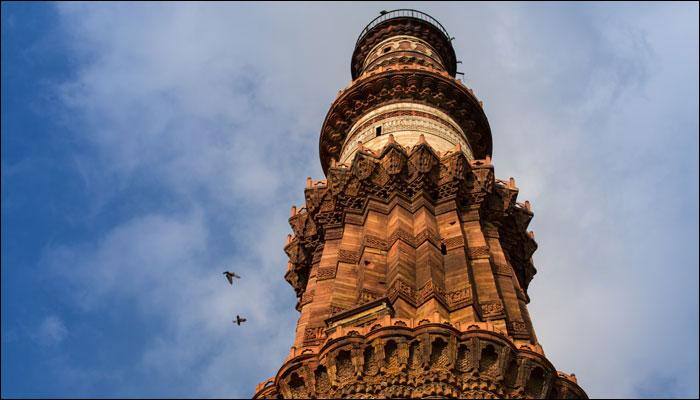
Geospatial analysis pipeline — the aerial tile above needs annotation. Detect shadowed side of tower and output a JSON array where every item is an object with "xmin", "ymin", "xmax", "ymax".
[{"xmin": 253, "ymin": 10, "xmax": 587, "ymax": 399}]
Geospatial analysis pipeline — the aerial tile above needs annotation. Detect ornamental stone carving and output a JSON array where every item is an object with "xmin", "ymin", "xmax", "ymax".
[
  {"xmin": 256, "ymin": 323, "xmax": 586, "ymax": 399},
  {"xmin": 254, "ymin": 9, "xmax": 587, "ymax": 400}
]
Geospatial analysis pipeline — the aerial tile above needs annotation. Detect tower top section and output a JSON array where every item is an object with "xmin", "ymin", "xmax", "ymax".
[
  {"xmin": 351, "ymin": 9, "xmax": 458, "ymax": 79},
  {"xmin": 319, "ymin": 9, "xmax": 493, "ymax": 175}
]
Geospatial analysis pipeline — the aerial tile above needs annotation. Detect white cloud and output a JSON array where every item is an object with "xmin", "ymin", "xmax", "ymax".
[
  {"xmin": 46, "ymin": 209, "xmax": 297, "ymax": 397},
  {"xmin": 38, "ymin": 3, "xmax": 699, "ymax": 398}
]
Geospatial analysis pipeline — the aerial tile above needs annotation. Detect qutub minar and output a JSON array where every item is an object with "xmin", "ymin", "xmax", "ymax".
[{"xmin": 254, "ymin": 10, "xmax": 588, "ymax": 399}]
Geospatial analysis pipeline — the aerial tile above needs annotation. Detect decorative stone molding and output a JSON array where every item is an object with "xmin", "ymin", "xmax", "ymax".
[
  {"xmin": 362, "ymin": 35, "xmax": 445, "ymax": 73},
  {"xmin": 480, "ymin": 301, "xmax": 505, "ymax": 319},
  {"xmin": 443, "ymin": 235, "xmax": 465, "ymax": 250},
  {"xmin": 445, "ymin": 287, "xmax": 472, "ymax": 310},
  {"xmin": 339, "ymin": 102, "xmax": 472, "ymax": 164},
  {"xmin": 363, "ymin": 234, "xmax": 388, "ymax": 251},
  {"xmin": 255, "ymin": 323, "xmax": 587, "ymax": 399},
  {"xmin": 337, "ymin": 249, "xmax": 361, "ymax": 264},
  {"xmin": 317, "ymin": 266, "xmax": 337, "ymax": 281},
  {"xmin": 388, "ymin": 278, "xmax": 416, "ymax": 305},
  {"xmin": 468, "ymin": 245, "xmax": 490, "ymax": 260},
  {"xmin": 319, "ymin": 69, "xmax": 491, "ymax": 174},
  {"xmin": 351, "ymin": 16, "xmax": 458, "ymax": 79}
]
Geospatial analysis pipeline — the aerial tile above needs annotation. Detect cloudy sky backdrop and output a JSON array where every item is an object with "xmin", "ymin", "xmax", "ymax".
[{"xmin": 2, "ymin": 2, "xmax": 698, "ymax": 398}]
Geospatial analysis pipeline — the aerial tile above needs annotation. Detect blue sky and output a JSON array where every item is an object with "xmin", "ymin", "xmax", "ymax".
[{"xmin": 1, "ymin": 2, "xmax": 698, "ymax": 398}]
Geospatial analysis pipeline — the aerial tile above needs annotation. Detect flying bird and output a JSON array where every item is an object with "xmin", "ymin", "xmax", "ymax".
[
  {"xmin": 234, "ymin": 315, "xmax": 247, "ymax": 326},
  {"xmin": 223, "ymin": 271, "xmax": 241, "ymax": 285}
]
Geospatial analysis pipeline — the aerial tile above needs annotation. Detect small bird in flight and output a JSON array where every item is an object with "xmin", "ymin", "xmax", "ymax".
[
  {"xmin": 234, "ymin": 315, "xmax": 247, "ymax": 326},
  {"xmin": 223, "ymin": 271, "xmax": 241, "ymax": 285}
]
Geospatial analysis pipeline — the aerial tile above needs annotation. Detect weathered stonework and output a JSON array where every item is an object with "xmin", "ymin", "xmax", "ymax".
[{"xmin": 254, "ymin": 10, "xmax": 587, "ymax": 399}]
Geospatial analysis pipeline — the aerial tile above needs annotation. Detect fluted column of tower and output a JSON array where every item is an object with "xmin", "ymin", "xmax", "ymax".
[{"xmin": 254, "ymin": 10, "xmax": 587, "ymax": 399}]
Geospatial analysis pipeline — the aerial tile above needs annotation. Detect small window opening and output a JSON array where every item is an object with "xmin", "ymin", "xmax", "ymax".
[
  {"xmin": 440, "ymin": 243, "xmax": 447, "ymax": 255},
  {"xmin": 375, "ymin": 126, "xmax": 382, "ymax": 137},
  {"xmin": 383, "ymin": 46, "xmax": 391, "ymax": 53}
]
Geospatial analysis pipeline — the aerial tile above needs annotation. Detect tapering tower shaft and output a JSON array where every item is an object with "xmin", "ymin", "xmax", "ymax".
[{"xmin": 254, "ymin": 10, "xmax": 587, "ymax": 399}]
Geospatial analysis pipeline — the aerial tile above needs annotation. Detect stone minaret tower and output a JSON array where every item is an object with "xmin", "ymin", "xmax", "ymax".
[{"xmin": 254, "ymin": 10, "xmax": 587, "ymax": 399}]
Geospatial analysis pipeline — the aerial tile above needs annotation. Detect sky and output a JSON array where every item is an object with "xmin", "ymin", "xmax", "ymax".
[{"xmin": 1, "ymin": 2, "xmax": 698, "ymax": 398}]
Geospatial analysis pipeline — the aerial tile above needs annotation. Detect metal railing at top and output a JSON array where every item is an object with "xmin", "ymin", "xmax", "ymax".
[{"xmin": 356, "ymin": 9, "xmax": 451, "ymax": 46}]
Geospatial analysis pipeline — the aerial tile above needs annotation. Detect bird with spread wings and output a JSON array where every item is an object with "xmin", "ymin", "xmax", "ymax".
[
  {"xmin": 223, "ymin": 271, "xmax": 241, "ymax": 285},
  {"xmin": 233, "ymin": 315, "xmax": 247, "ymax": 326}
]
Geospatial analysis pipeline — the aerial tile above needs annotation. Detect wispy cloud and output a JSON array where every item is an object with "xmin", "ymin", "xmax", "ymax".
[
  {"xmin": 3, "ymin": 2, "xmax": 697, "ymax": 398},
  {"xmin": 34, "ymin": 316, "xmax": 68, "ymax": 346}
]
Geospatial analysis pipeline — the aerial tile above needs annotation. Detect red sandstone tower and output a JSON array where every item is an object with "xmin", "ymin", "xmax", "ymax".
[{"xmin": 254, "ymin": 10, "xmax": 587, "ymax": 399}]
